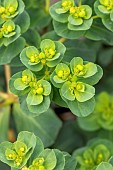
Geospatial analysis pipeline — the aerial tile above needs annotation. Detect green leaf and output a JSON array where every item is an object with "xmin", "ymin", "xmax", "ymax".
[
  {"xmin": 61, "ymin": 81, "xmax": 75, "ymax": 101},
  {"xmin": 96, "ymin": 162, "xmax": 113, "ymax": 170},
  {"xmin": 14, "ymin": 78, "xmax": 29, "ymax": 90},
  {"xmin": 63, "ymin": 39, "xmax": 98, "ymax": 63},
  {"xmin": 70, "ymin": 57, "xmax": 83, "ymax": 73},
  {"xmin": 46, "ymin": 41, "xmax": 66, "ymax": 67},
  {"xmin": 0, "ymin": 142, "xmax": 15, "ymax": 167},
  {"xmin": 109, "ymin": 156, "xmax": 113, "ymax": 166},
  {"xmin": 26, "ymin": 46, "xmax": 39, "ymax": 58},
  {"xmin": 26, "ymin": 91, "xmax": 43, "ymax": 105},
  {"xmin": 94, "ymin": 0, "xmax": 106, "ymax": 17},
  {"xmin": 85, "ymin": 21, "xmax": 113, "ymax": 45},
  {"xmin": 98, "ymin": 5, "xmax": 110, "ymax": 14},
  {"xmin": 53, "ymin": 121, "xmax": 83, "ymax": 153},
  {"xmin": 52, "ymin": 86, "xmax": 68, "ymax": 107},
  {"xmin": 17, "ymin": 131, "xmax": 36, "ymax": 151},
  {"xmin": 53, "ymin": 20, "xmax": 85, "ymax": 39},
  {"xmin": 50, "ymin": 71, "xmax": 64, "ymax": 88},
  {"xmin": 63, "ymin": 97, "xmax": 95, "ymax": 117},
  {"xmin": 54, "ymin": 149, "xmax": 65, "ymax": 170},
  {"xmin": 83, "ymin": 5, "xmax": 92, "ymax": 19},
  {"xmin": 68, "ymin": 18, "xmax": 93, "ymax": 31},
  {"xmin": 110, "ymin": 11, "xmax": 113, "ymax": 22},
  {"xmin": 79, "ymin": 65, "xmax": 103, "ymax": 85},
  {"xmin": 23, "ymin": 29, "xmax": 41, "ymax": 47},
  {"xmin": 29, "ymin": 136, "xmax": 44, "ymax": 162},
  {"xmin": 13, "ymin": 104, "xmax": 62, "ymax": 147},
  {"xmin": 20, "ymin": 48, "xmax": 43, "ymax": 72},
  {"xmin": 84, "ymin": 62, "xmax": 97, "ymax": 78},
  {"xmin": 0, "ymin": 37, "xmax": 25, "ymax": 65},
  {"xmin": 74, "ymin": 83, "xmax": 95, "ymax": 102},
  {"xmin": 49, "ymin": 2, "xmax": 69, "ymax": 23},
  {"xmin": 38, "ymin": 149, "xmax": 56, "ymax": 170},
  {"xmin": 68, "ymin": 16, "xmax": 83, "ymax": 26},
  {"xmin": 4, "ymin": 0, "xmax": 18, "ymax": 9},
  {"xmin": 102, "ymin": 15, "xmax": 113, "ymax": 32},
  {"xmin": 40, "ymin": 80, "xmax": 51, "ymax": 96},
  {"xmin": 9, "ymin": 72, "xmax": 30, "ymax": 96},
  {"xmin": 14, "ymin": 11, "xmax": 30, "ymax": 33},
  {"xmin": 27, "ymin": 96, "xmax": 50, "ymax": 115},
  {"xmin": 78, "ymin": 113, "xmax": 100, "ymax": 131},
  {"xmin": 0, "ymin": 107, "xmax": 10, "ymax": 142},
  {"xmin": 40, "ymin": 39, "xmax": 55, "ymax": 51},
  {"xmin": 3, "ymin": 26, "xmax": 21, "ymax": 46},
  {"xmin": 0, "ymin": 131, "xmax": 36, "ymax": 168},
  {"xmin": 63, "ymin": 153, "xmax": 77, "ymax": 170}
]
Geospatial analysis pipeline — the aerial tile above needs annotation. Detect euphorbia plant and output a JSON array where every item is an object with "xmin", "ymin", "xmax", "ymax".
[{"xmin": 1, "ymin": 0, "xmax": 113, "ymax": 170}]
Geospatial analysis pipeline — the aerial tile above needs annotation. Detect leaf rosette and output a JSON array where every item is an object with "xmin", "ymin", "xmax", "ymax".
[
  {"xmin": 10, "ymin": 69, "xmax": 52, "ymax": 115},
  {"xmin": 51, "ymin": 57, "xmax": 103, "ymax": 117},
  {"xmin": 78, "ymin": 92, "xmax": 113, "ymax": 131},
  {"xmin": 0, "ymin": 131, "xmax": 36, "ymax": 168},
  {"xmin": 20, "ymin": 39, "xmax": 66, "ymax": 72},
  {"xmin": 0, "ymin": 20, "xmax": 21, "ymax": 46},
  {"xmin": 0, "ymin": 0, "xmax": 25, "ymax": 24},
  {"xmin": 94, "ymin": 0, "xmax": 113, "ymax": 32},
  {"xmin": 50, "ymin": 0, "xmax": 93, "ymax": 39},
  {"xmin": 73, "ymin": 139, "xmax": 113, "ymax": 170}
]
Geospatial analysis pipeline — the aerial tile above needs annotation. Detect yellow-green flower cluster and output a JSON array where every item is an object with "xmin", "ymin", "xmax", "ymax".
[
  {"xmin": 20, "ymin": 39, "xmax": 66, "ymax": 72},
  {"xmin": 0, "ymin": 5, "xmax": 17, "ymax": 20},
  {"xmin": 73, "ymin": 140, "xmax": 113, "ymax": 170},
  {"xmin": 22, "ymin": 158, "xmax": 46, "ymax": 170},
  {"xmin": 0, "ymin": 20, "xmax": 15, "ymax": 38},
  {"xmin": 5, "ymin": 142, "xmax": 27, "ymax": 167},
  {"xmin": 70, "ymin": 6, "xmax": 87, "ymax": 18},
  {"xmin": 29, "ymin": 48, "xmax": 56, "ymax": 65},
  {"xmin": 62, "ymin": 0, "xmax": 73, "ymax": 11},
  {"xmin": 99, "ymin": 0, "xmax": 113, "ymax": 11},
  {"xmin": 78, "ymin": 92, "xmax": 113, "ymax": 131},
  {"xmin": 52, "ymin": 57, "xmax": 97, "ymax": 103}
]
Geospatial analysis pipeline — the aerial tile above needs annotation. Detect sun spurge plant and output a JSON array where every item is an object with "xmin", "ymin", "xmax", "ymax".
[
  {"xmin": 94, "ymin": 0, "xmax": 113, "ymax": 32},
  {"xmin": 1, "ymin": 0, "xmax": 113, "ymax": 169},
  {"xmin": 20, "ymin": 39, "xmax": 66, "ymax": 71},
  {"xmin": 78, "ymin": 92, "xmax": 113, "ymax": 130},
  {"xmin": 73, "ymin": 139, "xmax": 113, "ymax": 170},
  {"xmin": 51, "ymin": 57, "xmax": 102, "ymax": 117},
  {"xmin": 9, "ymin": 40, "xmax": 103, "ymax": 117},
  {"xmin": 0, "ymin": 131, "xmax": 77, "ymax": 170}
]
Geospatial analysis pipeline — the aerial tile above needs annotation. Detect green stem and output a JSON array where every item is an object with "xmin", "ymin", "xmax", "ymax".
[
  {"xmin": 92, "ymin": 15, "xmax": 100, "ymax": 19},
  {"xmin": 45, "ymin": 0, "xmax": 50, "ymax": 13},
  {"xmin": 79, "ymin": 0, "xmax": 82, "ymax": 6},
  {"xmin": 58, "ymin": 37, "xmax": 67, "ymax": 43}
]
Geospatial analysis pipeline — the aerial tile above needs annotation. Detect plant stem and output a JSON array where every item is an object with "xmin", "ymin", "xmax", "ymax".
[
  {"xmin": 45, "ymin": 0, "xmax": 50, "ymax": 13},
  {"xmin": 4, "ymin": 64, "xmax": 11, "ymax": 94},
  {"xmin": 92, "ymin": 15, "xmax": 100, "ymax": 19},
  {"xmin": 59, "ymin": 37, "xmax": 67, "ymax": 43},
  {"xmin": 79, "ymin": 0, "xmax": 82, "ymax": 6}
]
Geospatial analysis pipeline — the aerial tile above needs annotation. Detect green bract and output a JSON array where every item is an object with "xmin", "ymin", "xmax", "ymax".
[
  {"xmin": 94, "ymin": 0, "xmax": 113, "ymax": 32},
  {"xmin": 20, "ymin": 39, "xmax": 66, "ymax": 71},
  {"xmin": 0, "ymin": 0, "xmax": 25, "ymax": 24},
  {"xmin": 51, "ymin": 57, "xmax": 103, "ymax": 117},
  {"xmin": 73, "ymin": 139, "xmax": 113, "ymax": 170},
  {"xmin": 0, "ymin": 131, "xmax": 77, "ymax": 170},
  {"xmin": 78, "ymin": 92, "xmax": 113, "ymax": 131},
  {"xmin": 0, "ymin": 20, "xmax": 21, "ymax": 46},
  {"xmin": 0, "ymin": 131, "xmax": 36, "ymax": 168},
  {"xmin": 10, "ymin": 69, "xmax": 52, "ymax": 116},
  {"xmin": 50, "ymin": 0, "xmax": 93, "ymax": 39},
  {"xmin": 96, "ymin": 162, "xmax": 113, "ymax": 170}
]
